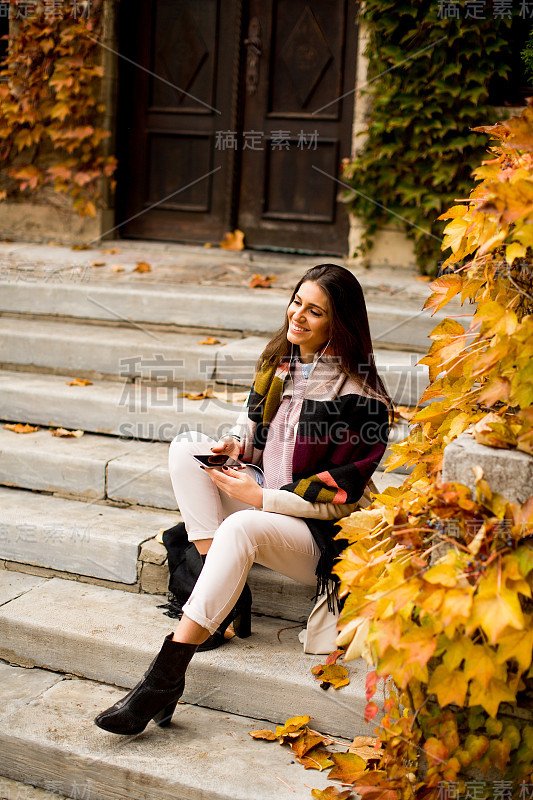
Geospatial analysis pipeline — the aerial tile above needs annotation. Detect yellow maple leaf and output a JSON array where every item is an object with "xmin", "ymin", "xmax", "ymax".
[
  {"xmin": 328, "ymin": 752, "xmax": 367, "ymax": 783},
  {"xmin": 428, "ymin": 664, "xmax": 469, "ymax": 708},
  {"xmin": 423, "ymin": 563, "xmax": 458, "ymax": 588},
  {"xmin": 496, "ymin": 628, "xmax": 533, "ymax": 672},
  {"xmin": 463, "ymin": 644, "xmax": 500, "ymax": 689},
  {"xmin": 220, "ymin": 229, "xmax": 245, "ymax": 250},
  {"xmin": 311, "ymin": 664, "xmax": 350, "ymax": 690},
  {"xmin": 468, "ymin": 677, "xmax": 516, "ymax": 718},
  {"xmin": 471, "ymin": 577, "xmax": 525, "ymax": 645}
]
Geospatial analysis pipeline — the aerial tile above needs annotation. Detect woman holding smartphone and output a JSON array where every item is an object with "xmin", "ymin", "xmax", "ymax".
[{"xmin": 95, "ymin": 264, "xmax": 392, "ymax": 735}]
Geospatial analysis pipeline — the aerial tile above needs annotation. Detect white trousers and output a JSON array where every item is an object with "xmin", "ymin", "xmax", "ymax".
[{"xmin": 168, "ymin": 433, "xmax": 320, "ymax": 634}]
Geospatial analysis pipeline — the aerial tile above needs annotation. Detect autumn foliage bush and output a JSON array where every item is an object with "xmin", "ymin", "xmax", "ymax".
[
  {"xmin": 0, "ymin": 0, "xmax": 116, "ymax": 216},
  {"xmin": 330, "ymin": 103, "xmax": 533, "ymax": 799}
]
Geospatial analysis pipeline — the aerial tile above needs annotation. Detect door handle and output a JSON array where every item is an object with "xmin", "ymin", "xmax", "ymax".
[{"xmin": 244, "ymin": 17, "xmax": 262, "ymax": 95}]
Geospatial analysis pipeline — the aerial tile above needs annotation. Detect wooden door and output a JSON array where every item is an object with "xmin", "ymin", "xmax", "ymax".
[
  {"xmin": 237, "ymin": 0, "xmax": 357, "ymax": 254},
  {"xmin": 116, "ymin": 0, "xmax": 242, "ymax": 243},
  {"xmin": 115, "ymin": 0, "xmax": 356, "ymax": 254}
]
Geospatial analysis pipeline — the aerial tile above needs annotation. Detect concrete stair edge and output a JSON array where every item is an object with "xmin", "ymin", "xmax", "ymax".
[
  {"xmin": 0, "ymin": 278, "xmax": 462, "ymax": 349},
  {"xmin": 0, "ymin": 661, "xmax": 334, "ymax": 800},
  {"xmin": 0, "ymin": 316, "xmax": 429, "ymax": 406},
  {"xmin": 0, "ymin": 574, "xmax": 375, "ymax": 739}
]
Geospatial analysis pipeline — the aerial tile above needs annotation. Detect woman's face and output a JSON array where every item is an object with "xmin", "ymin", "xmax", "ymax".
[{"xmin": 286, "ymin": 280, "xmax": 331, "ymax": 360}]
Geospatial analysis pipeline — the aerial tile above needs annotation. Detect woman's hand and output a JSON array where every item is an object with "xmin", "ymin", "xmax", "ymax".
[
  {"xmin": 210, "ymin": 436, "xmax": 241, "ymax": 461},
  {"xmin": 205, "ymin": 466, "xmax": 263, "ymax": 508}
]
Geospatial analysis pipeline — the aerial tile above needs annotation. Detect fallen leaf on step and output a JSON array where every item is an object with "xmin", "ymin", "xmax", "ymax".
[
  {"xmin": 72, "ymin": 244, "xmax": 91, "ymax": 250},
  {"xmin": 325, "ymin": 649, "xmax": 345, "ymax": 666},
  {"xmin": 250, "ymin": 273, "xmax": 276, "ymax": 288},
  {"xmin": 311, "ymin": 787, "xmax": 353, "ymax": 800},
  {"xmin": 4, "ymin": 423, "xmax": 40, "ymax": 434},
  {"xmin": 102, "ymin": 247, "xmax": 120, "ymax": 254},
  {"xmin": 311, "ymin": 664, "xmax": 350, "ymax": 690},
  {"xmin": 290, "ymin": 729, "xmax": 326, "ymax": 758},
  {"xmin": 299, "ymin": 746, "xmax": 335, "ymax": 771},
  {"xmin": 133, "ymin": 261, "xmax": 151, "ymax": 273},
  {"xmin": 67, "ymin": 378, "xmax": 93, "ymax": 386},
  {"xmin": 249, "ymin": 729, "xmax": 278, "ymax": 741},
  {"xmin": 180, "ymin": 387, "xmax": 216, "ymax": 401},
  {"xmin": 328, "ymin": 752, "xmax": 367, "ymax": 783},
  {"xmin": 220, "ymin": 229, "xmax": 245, "ymax": 251},
  {"xmin": 110, "ymin": 263, "xmax": 125, "ymax": 272},
  {"xmin": 51, "ymin": 428, "xmax": 84, "ymax": 437},
  {"xmin": 91, "ymin": 261, "xmax": 106, "ymax": 267},
  {"xmin": 348, "ymin": 736, "xmax": 381, "ymax": 764},
  {"xmin": 198, "ymin": 336, "xmax": 221, "ymax": 345},
  {"xmin": 203, "ymin": 242, "xmax": 212, "ymax": 248},
  {"xmin": 275, "ymin": 715, "xmax": 311, "ymax": 739}
]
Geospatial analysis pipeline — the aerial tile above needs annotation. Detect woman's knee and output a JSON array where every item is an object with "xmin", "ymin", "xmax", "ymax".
[
  {"xmin": 169, "ymin": 432, "xmax": 211, "ymax": 469},
  {"xmin": 214, "ymin": 510, "xmax": 267, "ymax": 550}
]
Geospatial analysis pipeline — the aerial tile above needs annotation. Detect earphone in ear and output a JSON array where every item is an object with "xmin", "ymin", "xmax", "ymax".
[{"xmin": 317, "ymin": 339, "xmax": 331, "ymax": 361}]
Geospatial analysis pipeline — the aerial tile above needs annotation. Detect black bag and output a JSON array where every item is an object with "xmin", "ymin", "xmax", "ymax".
[{"xmin": 157, "ymin": 522, "xmax": 203, "ymax": 618}]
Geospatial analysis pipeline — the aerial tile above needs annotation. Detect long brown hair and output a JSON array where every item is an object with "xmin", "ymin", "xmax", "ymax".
[{"xmin": 259, "ymin": 264, "xmax": 392, "ymax": 410}]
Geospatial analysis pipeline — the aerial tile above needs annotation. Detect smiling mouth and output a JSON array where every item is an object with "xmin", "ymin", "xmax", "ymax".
[{"xmin": 290, "ymin": 323, "xmax": 309, "ymax": 333}]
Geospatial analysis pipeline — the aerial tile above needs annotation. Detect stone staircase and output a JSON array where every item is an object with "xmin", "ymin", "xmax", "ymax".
[{"xmin": 0, "ymin": 270, "xmax": 432, "ymax": 800}]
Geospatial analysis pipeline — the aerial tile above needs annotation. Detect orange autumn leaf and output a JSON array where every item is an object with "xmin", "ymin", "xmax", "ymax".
[
  {"xmin": 133, "ymin": 261, "xmax": 151, "ymax": 273},
  {"xmin": 198, "ymin": 336, "xmax": 221, "ymax": 345},
  {"xmin": 299, "ymin": 746, "xmax": 335, "ymax": 771},
  {"xmin": 349, "ymin": 736, "xmax": 381, "ymax": 763},
  {"xmin": 51, "ymin": 428, "xmax": 84, "ymax": 438},
  {"xmin": 248, "ymin": 729, "xmax": 277, "ymax": 741},
  {"xmin": 102, "ymin": 247, "xmax": 120, "ymax": 254},
  {"xmin": 348, "ymin": 771, "xmax": 398, "ymax": 800},
  {"xmin": 311, "ymin": 787, "xmax": 353, "ymax": 800},
  {"xmin": 364, "ymin": 702, "xmax": 379, "ymax": 722},
  {"xmin": 274, "ymin": 715, "xmax": 311, "ymax": 739},
  {"xmin": 328, "ymin": 752, "xmax": 367, "ymax": 783},
  {"xmin": 325, "ymin": 649, "xmax": 345, "ymax": 666},
  {"xmin": 289, "ymin": 729, "xmax": 325, "ymax": 758},
  {"xmin": 4, "ymin": 423, "xmax": 39, "ymax": 434},
  {"xmin": 220, "ymin": 229, "xmax": 245, "ymax": 251},
  {"xmin": 180, "ymin": 388, "xmax": 216, "ymax": 401},
  {"xmin": 67, "ymin": 378, "xmax": 93, "ymax": 386},
  {"xmin": 250, "ymin": 273, "xmax": 277, "ymax": 288},
  {"xmin": 311, "ymin": 663, "xmax": 350, "ymax": 690}
]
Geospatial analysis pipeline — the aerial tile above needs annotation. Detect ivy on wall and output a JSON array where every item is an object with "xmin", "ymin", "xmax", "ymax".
[
  {"xmin": 343, "ymin": 1, "xmax": 513, "ymax": 274},
  {"xmin": 0, "ymin": 0, "xmax": 117, "ymax": 217}
]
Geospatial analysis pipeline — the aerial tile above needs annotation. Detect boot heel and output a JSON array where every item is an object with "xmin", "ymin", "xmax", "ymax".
[
  {"xmin": 153, "ymin": 699, "xmax": 178, "ymax": 728},
  {"xmin": 233, "ymin": 604, "xmax": 252, "ymax": 638}
]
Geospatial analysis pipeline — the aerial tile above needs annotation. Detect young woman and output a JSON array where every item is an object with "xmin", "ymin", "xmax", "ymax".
[{"xmin": 94, "ymin": 264, "xmax": 392, "ymax": 735}]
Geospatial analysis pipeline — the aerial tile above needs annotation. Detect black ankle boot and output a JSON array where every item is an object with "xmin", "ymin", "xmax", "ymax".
[
  {"xmin": 197, "ymin": 582, "xmax": 253, "ymax": 651},
  {"xmin": 94, "ymin": 634, "xmax": 197, "ymax": 735}
]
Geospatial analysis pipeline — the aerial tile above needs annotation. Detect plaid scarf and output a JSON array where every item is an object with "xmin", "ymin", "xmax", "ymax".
[{"xmin": 240, "ymin": 355, "xmax": 390, "ymax": 604}]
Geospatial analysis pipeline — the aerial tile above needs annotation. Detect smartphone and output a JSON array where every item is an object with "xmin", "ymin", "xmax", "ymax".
[{"xmin": 193, "ymin": 454, "xmax": 246, "ymax": 469}]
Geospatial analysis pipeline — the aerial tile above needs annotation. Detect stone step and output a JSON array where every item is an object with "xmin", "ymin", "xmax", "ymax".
[
  {"xmin": 0, "ymin": 660, "xmax": 335, "ymax": 800},
  {"xmin": 0, "ymin": 316, "xmax": 428, "ymax": 405},
  {"xmin": 0, "ymin": 487, "xmax": 173, "ymax": 585},
  {"xmin": 0, "ymin": 369, "xmax": 238, "ymax": 442},
  {"xmin": 0, "ymin": 487, "xmax": 318, "ymax": 620},
  {"xmin": 0, "ymin": 482, "xmax": 317, "ymax": 624},
  {"xmin": 0, "ymin": 574, "xmax": 376, "ymax": 739},
  {"xmin": 0, "ymin": 369, "xmax": 412, "ymax": 474},
  {"xmin": 0, "ymin": 425, "xmax": 406, "ymax": 510},
  {"xmin": 0, "ymin": 278, "xmax": 458, "ymax": 350}
]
